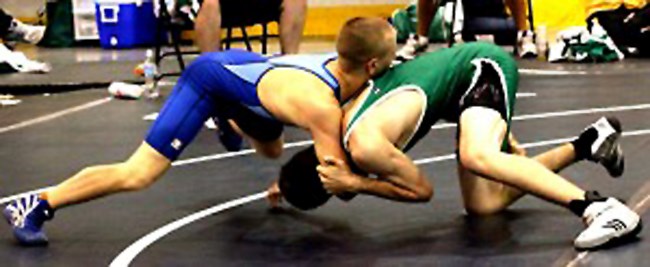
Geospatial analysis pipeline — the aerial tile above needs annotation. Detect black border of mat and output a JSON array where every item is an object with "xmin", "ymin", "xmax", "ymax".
[{"xmin": 0, "ymin": 80, "xmax": 142, "ymax": 95}]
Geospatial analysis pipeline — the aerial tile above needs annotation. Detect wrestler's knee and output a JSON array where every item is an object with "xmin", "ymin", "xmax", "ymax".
[
  {"xmin": 459, "ymin": 143, "xmax": 494, "ymax": 177},
  {"xmin": 463, "ymin": 199, "xmax": 509, "ymax": 216}
]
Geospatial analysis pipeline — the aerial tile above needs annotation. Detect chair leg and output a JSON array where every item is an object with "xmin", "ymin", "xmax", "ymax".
[
  {"xmin": 226, "ymin": 27, "xmax": 232, "ymax": 50},
  {"xmin": 262, "ymin": 23, "xmax": 268, "ymax": 54},
  {"xmin": 171, "ymin": 28, "xmax": 185, "ymax": 70},
  {"xmin": 527, "ymin": 0, "xmax": 535, "ymax": 33},
  {"xmin": 448, "ymin": 0, "xmax": 457, "ymax": 47},
  {"xmin": 156, "ymin": 0, "xmax": 177, "ymax": 79},
  {"xmin": 154, "ymin": 3, "xmax": 164, "ymax": 68},
  {"xmin": 241, "ymin": 27, "xmax": 252, "ymax": 51}
]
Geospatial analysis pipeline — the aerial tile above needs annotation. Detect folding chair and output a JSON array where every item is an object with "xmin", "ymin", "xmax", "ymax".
[
  {"xmin": 153, "ymin": 0, "xmax": 279, "ymax": 82},
  {"xmin": 448, "ymin": 0, "xmax": 535, "ymax": 47}
]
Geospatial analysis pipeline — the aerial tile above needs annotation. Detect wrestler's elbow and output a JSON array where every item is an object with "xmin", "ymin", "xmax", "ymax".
[
  {"xmin": 415, "ymin": 179, "xmax": 434, "ymax": 202},
  {"xmin": 348, "ymin": 130, "xmax": 384, "ymax": 168},
  {"xmin": 405, "ymin": 174, "xmax": 433, "ymax": 202}
]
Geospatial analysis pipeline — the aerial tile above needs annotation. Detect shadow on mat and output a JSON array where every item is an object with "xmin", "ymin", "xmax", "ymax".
[{"xmin": 188, "ymin": 207, "xmax": 573, "ymax": 260}]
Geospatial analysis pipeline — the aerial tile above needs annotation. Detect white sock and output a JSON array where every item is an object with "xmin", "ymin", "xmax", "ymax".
[
  {"xmin": 416, "ymin": 35, "xmax": 429, "ymax": 46},
  {"xmin": 9, "ymin": 19, "xmax": 21, "ymax": 33}
]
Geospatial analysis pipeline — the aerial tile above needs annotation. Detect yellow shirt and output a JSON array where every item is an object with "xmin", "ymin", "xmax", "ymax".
[{"xmin": 587, "ymin": 0, "xmax": 649, "ymax": 16}]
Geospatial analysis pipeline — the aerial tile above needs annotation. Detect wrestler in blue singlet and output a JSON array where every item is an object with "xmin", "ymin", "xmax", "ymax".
[{"xmin": 145, "ymin": 49, "xmax": 340, "ymax": 160}]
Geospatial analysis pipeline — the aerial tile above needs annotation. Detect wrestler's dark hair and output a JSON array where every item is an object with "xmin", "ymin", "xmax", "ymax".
[{"xmin": 279, "ymin": 146, "xmax": 332, "ymax": 210}]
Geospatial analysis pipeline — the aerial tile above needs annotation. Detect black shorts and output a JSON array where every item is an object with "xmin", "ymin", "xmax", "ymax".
[
  {"xmin": 215, "ymin": 100, "xmax": 284, "ymax": 142},
  {"xmin": 590, "ymin": 5, "xmax": 650, "ymax": 57},
  {"xmin": 219, "ymin": 0, "xmax": 282, "ymax": 26},
  {"xmin": 0, "ymin": 9, "xmax": 12, "ymax": 38},
  {"xmin": 457, "ymin": 59, "xmax": 509, "ymax": 122}
]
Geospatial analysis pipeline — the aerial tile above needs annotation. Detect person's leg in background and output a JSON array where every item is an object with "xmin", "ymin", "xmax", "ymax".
[
  {"xmin": 278, "ymin": 0, "xmax": 306, "ymax": 54},
  {"xmin": 0, "ymin": 8, "xmax": 13, "ymax": 38},
  {"xmin": 0, "ymin": 8, "xmax": 45, "ymax": 44},
  {"xmin": 503, "ymin": 0, "xmax": 528, "ymax": 33},
  {"xmin": 396, "ymin": 0, "xmax": 441, "ymax": 60},
  {"xmin": 503, "ymin": 0, "xmax": 537, "ymax": 58},
  {"xmin": 195, "ymin": 0, "xmax": 222, "ymax": 52}
]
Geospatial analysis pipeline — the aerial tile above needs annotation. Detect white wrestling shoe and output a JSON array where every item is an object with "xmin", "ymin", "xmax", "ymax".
[
  {"xmin": 585, "ymin": 117, "xmax": 624, "ymax": 177},
  {"xmin": 517, "ymin": 30, "xmax": 537, "ymax": 59},
  {"xmin": 395, "ymin": 34, "xmax": 429, "ymax": 62},
  {"xmin": 574, "ymin": 197, "xmax": 642, "ymax": 250},
  {"xmin": 6, "ymin": 20, "xmax": 46, "ymax": 45}
]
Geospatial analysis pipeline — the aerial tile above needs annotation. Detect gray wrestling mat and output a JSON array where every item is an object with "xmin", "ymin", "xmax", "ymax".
[
  {"xmin": 1, "ymin": 51, "xmax": 650, "ymax": 266},
  {"xmin": 0, "ymin": 46, "xmax": 186, "ymax": 95}
]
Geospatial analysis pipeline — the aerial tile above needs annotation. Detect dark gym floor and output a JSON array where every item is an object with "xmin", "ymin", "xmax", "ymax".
[{"xmin": 1, "ymin": 45, "xmax": 650, "ymax": 266}]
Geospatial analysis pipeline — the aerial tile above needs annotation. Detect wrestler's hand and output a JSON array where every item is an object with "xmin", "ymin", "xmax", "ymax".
[
  {"xmin": 266, "ymin": 180, "xmax": 283, "ymax": 208},
  {"xmin": 508, "ymin": 133, "xmax": 527, "ymax": 156},
  {"xmin": 317, "ymin": 156, "xmax": 359, "ymax": 195}
]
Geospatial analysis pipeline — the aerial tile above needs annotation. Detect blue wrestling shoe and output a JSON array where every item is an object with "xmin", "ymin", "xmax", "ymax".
[
  {"xmin": 216, "ymin": 118, "xmax": 243, "ymax": 152},
  {"xmin": 4, "ymin": 194, "xmax": 53, "ymax": 246}
]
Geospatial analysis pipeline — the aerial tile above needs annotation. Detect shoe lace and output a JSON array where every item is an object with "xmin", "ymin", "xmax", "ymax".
[{"xmin": 584, "ymin": 204, "xmax": 613, "ymax": 226}]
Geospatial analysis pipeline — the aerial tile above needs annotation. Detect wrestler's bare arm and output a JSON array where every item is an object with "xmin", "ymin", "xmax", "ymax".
[
  {"xmin": 259, "ymin": 71, "xmax": 352, "ymax": 168},
  {"xmin": 319, "ymin": 133, "xmax": 432, "ymax": 202}
]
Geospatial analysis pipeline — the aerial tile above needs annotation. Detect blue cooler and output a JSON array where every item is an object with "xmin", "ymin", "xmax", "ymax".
[{"xmin": 95, "ymin": 0, "xmax": 158, "ymax": 49}]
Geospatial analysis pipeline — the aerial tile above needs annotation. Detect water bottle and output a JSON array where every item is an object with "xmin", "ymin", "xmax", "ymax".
[{"xmin": 143, "ymin": 49, "xmax": 159, "ymax": 98}]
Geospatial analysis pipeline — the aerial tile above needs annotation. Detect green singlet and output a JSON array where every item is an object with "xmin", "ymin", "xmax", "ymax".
[{"xmin": 345, "ymin": 42, "xmax": 519, "ymax": 152}]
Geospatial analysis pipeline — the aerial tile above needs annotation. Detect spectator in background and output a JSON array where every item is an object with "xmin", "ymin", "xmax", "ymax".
[
  {"xmin": 395, "ymin": 0, "xmax": 442, "ymax": 61},
  {"xmin": 0, "ymin": 8, "xmax": 45, "ymax": 44},
  {"xmin": 505, "ymin": 0, "xmax": 537, "ymax": 58},
  {"xmin": 0, "ymin": 8, "xmax": 50, "ymax": 74},
  {"xmin": 194, "ymin": 0, "xmax": 306, "ymax": 54},
  {"xmin": 396, "ymin": 0, "xmax": 537, "ymax": 60},
  {"xmin": 588, "ymin": 0, "xmax": 650, "ymax": 57}
]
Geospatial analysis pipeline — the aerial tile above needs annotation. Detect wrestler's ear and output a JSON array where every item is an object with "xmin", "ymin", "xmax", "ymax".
[{"xmin": 365, "ymin": 58, "xmax": 380, "ymax": 76}]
